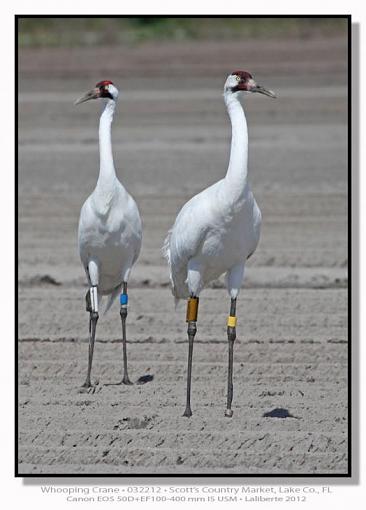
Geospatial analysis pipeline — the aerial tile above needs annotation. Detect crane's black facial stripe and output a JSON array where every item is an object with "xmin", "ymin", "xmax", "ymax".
[{"xmin": 100, "ymin": 88, "xmax": 114, "ymax": 100}]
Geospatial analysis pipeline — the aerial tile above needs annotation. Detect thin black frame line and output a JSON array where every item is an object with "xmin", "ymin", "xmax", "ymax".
[
  {"xmin": 15, "ymin": 14, "xmax": 352, "ymax": 479},
  {"xmin": 15, "ymin": 14, "xmax": 19, "ymax": 480},
  {"xmin": 16, "ymin": 14, "xmax": 351, "ymax": 19},
  {"xmin": 14, "ymin": 471, "xmax": 346, "ymax": 478},
  {"xmin": 347, "ymin": 15, "xmax": 352, "ymax": 478}
]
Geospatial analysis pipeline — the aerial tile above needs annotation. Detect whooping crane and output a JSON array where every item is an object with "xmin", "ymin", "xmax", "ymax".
[
  {"xmin": 75, "ymin": 80, "xmax": 142, "ymax": 389},
  {"xmin": 163, "ymin": 71, "xmax": 276, "ymax": 417}
]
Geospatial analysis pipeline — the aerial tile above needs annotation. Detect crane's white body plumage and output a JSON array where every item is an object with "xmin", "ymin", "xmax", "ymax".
[
  {"xmin": 163, "ymin": 78, "xmax": 262, "ymax": 301},
  {"xmin": 78, "ymin": 88, "xmax": 142, "ymax": 313},
  {"xmin": 78, "ymin": 181, "xmax": 142, "ymax": 309}
]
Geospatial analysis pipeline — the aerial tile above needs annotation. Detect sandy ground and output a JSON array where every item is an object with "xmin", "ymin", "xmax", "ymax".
[{"xmin": 18, "ymin": 35, "xmax": 348, "ymax": 475}]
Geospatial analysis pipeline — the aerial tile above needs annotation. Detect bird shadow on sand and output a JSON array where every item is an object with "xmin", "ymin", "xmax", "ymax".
[
  {"xmin": 103, "ymin": 374, "xmax": 154, "ymax": 387},
  {"xmin": 263, "ymin": 407, "xmax": 299, "ymax": 419}
]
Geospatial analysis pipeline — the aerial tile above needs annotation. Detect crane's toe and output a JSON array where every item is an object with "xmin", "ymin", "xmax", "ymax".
[
  {"xmin": 121, "ymin": 376, "xmax": 133, "ymax": 385},
  {"xmin": 79, "ymin": 377, "xmax": 99, "ymax": 393},
  {"xmin": 79, "ymin": 384, "xmax": 92, "ymax": 394},
  {"xmin": 183, "ymin": 407, "xmax": 193, "ymax": 418}
]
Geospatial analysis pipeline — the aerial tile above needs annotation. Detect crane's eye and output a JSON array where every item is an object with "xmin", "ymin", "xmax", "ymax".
[{"xmin": 236, "ymin": 75, "xmax": 240, "ymax": 82}]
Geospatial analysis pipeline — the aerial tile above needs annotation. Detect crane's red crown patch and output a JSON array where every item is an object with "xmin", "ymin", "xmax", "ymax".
[
  {"xmin": 96, "ymin": 80, "xmax": 114, "ymax": 88},
  {"xmin": 231, "ymin": 71, "xmax": 253, "ymax": 81}
]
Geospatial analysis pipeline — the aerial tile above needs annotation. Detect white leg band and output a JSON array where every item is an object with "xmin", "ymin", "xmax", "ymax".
[{"xmin": 90, "ymin": 286, "xmax": 98, "ymax": 313}]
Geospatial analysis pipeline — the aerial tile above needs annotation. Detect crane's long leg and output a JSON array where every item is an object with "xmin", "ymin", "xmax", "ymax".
[
  {"xmin": 225, "ymin": 298, "xmax": 237, "ymax": 417},
  {"xmin": 183, "ymin": 296, "xmax": 199, "ymax": 417},
  {"xmin": 120, "ymin": 282, "xmax": 133, "ymax": 385},
  {"xmin": 82, "ymin": 286, "xmax": 99, "ymax": 388}
]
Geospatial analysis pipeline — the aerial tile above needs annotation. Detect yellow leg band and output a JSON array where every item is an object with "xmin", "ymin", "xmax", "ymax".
[
  {"xmin": 227, "ymin": 316, "xmax": 237, "ymax": 327},
  {"xmin": 186, "ymin": 297, "xmax": 199, "ymax": 322}
]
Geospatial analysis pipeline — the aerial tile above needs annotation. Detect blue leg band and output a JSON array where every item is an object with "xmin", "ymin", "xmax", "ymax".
[{"xmin": 120, "ymin": 293, "xmax": 128, "ymax": 306}]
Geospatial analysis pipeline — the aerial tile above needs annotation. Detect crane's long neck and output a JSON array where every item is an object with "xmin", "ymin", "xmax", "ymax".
[
  {"xmin": 224, "ymin": 91, "xmax": 249, "ymax": 196},
  {"xmin": 97, "ymin": 99, "xmax": 117, "ymax": 188}
]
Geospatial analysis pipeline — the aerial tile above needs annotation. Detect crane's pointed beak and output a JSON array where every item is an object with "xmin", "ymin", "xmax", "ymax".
[
  {"xmin": 251, "ymin": 84, "xmax": 276, "ymax": 98},
  {"xmin": 74, "ymin": 87, "xmax": 100, "ymax": 105}
]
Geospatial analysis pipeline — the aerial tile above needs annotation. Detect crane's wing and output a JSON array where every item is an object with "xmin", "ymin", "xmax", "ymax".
[
  {"xmin": 163, "ymin": 183, "xmax": 222, "ymax": 298},
  {"xmin": 166, "ymin": 203, "xmax": 208, "ymax": 265}
]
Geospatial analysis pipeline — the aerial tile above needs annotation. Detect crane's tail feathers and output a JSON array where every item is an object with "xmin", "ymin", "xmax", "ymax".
[
  {"xmin": 103, "ymin": 284, "xmax": 122, "ymax": 315},
  {"xmin": 162, "ymin": 229, "xmax": 188, "ymax": 305},
  {"xmin": 162, "ymin": 229, "xmax": 172, "ymax": 266},
  {"xmin": 162, "ymin": 228, "xmax": 177, "ymax": 296}
]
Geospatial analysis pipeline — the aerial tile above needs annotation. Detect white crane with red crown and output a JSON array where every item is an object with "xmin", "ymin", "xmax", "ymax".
[
  {"xmin": 163, "ymin": 71, "xmax": 276, "ymax": 417},
  {"xmin": 75, "ymin": 80, "xmax": 142, "ymax": 390}
]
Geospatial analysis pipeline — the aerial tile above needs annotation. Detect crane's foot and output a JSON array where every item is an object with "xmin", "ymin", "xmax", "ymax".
[
  {"xmin": 225, "ymin": 409, "xmax": 234, "ymax": 418},
  {"xmin": 79, "ymin": 378, "xmax": 99, "ymax": 394},
  {"xmin": 79, "ymin": 386, "xmax": 98, "ymax": 394},
  {"xmin": 183, "ymin": 406, "xmax": 192, "ymax": 418},
  {"xmin": 120, "ymin": 375, "xmax": 133, "ymax": 385},
  {"xmin": 81, "ymin": 379, "xmax": 92, "ymax": 389},
  {"xmin": 79, "ymin": 383, "xmax": 94, "ymax": 394}
]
